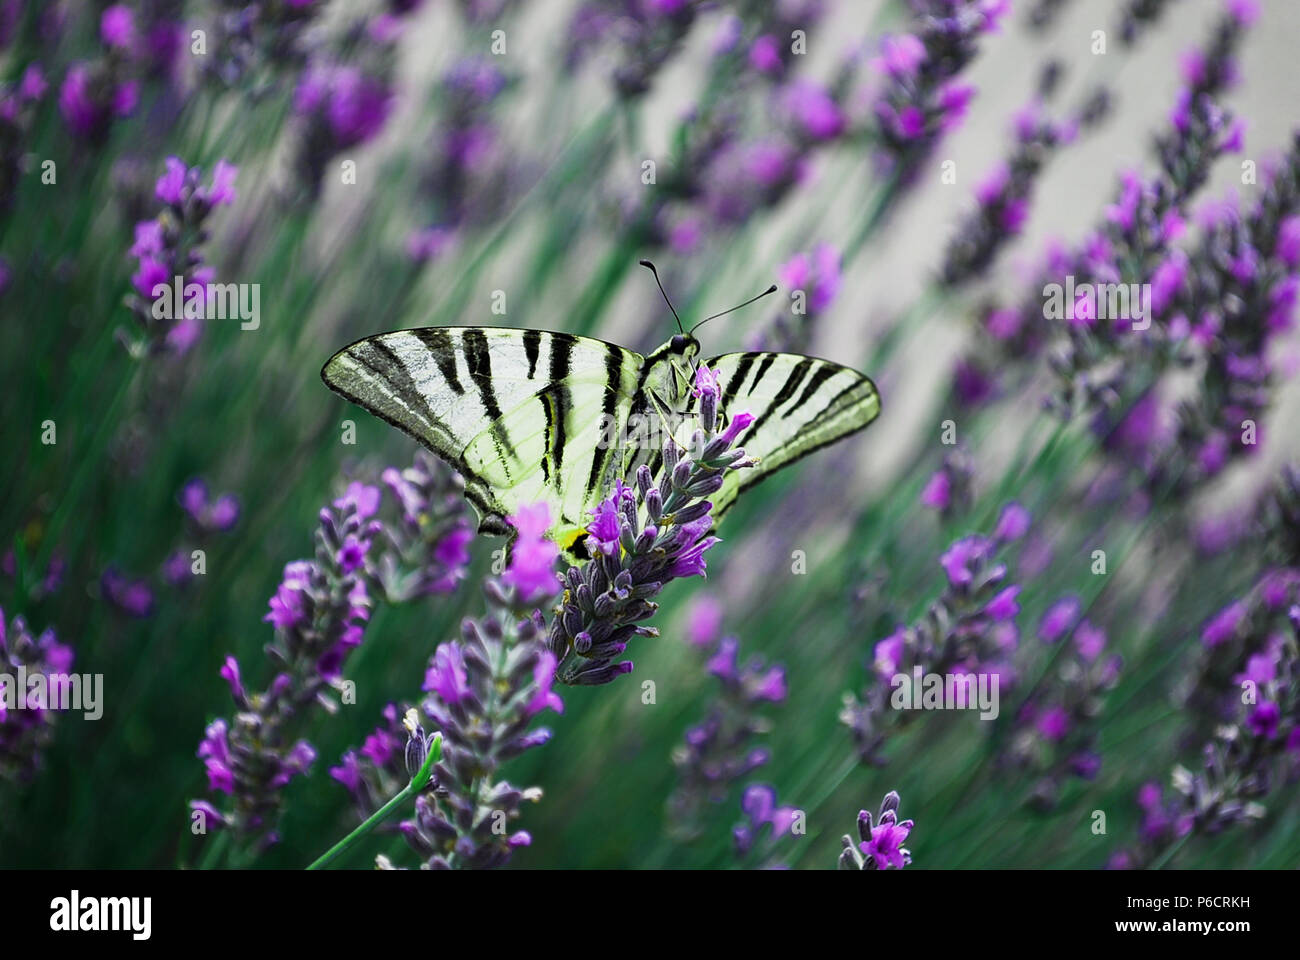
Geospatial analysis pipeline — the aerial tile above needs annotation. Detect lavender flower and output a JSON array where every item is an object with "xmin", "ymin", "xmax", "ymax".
[
  {"xmin": 100, "ymin": 567, "xmax": 156, "ymax": 618},
  {"xmin": 162, "ymin": 477, "xmax": 242, "ymax": 588},
  {"xmin": 1003, "ymin": 619, "xmax": 1123, "ymax": 808},
  {"xmin": 960, "ymin": 3, "xmax": 1255, "ymax": 419},
  {"xmin": 1157, "ymin": 137, "xmax": 1300, "ymax": 492},
  {"xmin": 408, "ymin": 57, "xmax": 518, "ymax": 262},
  {"xmin": 564, "ymin": 0, "xmax": 699, "ymax": 98},
  {"xmin": 1180, "ymin": 565, "xmax": 1299, "ymax": 737},
  {"xmin": 838, "ymin": 791, "xmax": 914, "ymax": 870},
  {"xmin": 123, "ymin": 157, "xmax": 238, "ymax": 357},
  {"xmin": 919, "ymin": 446, "xmax": 975, "ymax": 519},
  {"xmin": 203, "ymin": 0, "xmax": 321, "ymax": 91},
  {"xmin": 732, "ymin": 783, "xmax": 801, "ymax": 866},
  {"xmin": 547, "ymin": 364, "xmax": 756, "ymax": 685},
  {"xmin": 1113, "ymin": 506, "xmax": 1298, "ymax": 867},
  {"xmin": 289, "ymin": 6, "xmax": 424, "ymax": 197},
  {"xmin": 382, "ymin": 562, "xmax": 562, "ymax": 869},
  {"xmin": 330, "ymin": 701, "xmax": 415, "ymax": 826},
  {"xmin": 841, "ymin": 504, "xmax": 1027, "ymax": 764},
  {"xmin": 1044, "ymin": 3, "xmax": 1254, "ymax": 426},
  {"xmin": 58, "ymin": 49, "xmax": 138, "ymax": 143},
  {"xmin": 178, "ymin": 477, "xmax": 241, "ymax": 534},
  {"xmin": 864, "ymin": 1, "xmax": 1007, "ymax": 184},
  {"xmin": 0, "ymin": 610, "xmax": 73, "ymax": 782},
  {"xmin": 668, "ymin": 622, "xmax": 787, "ymax": 836},
  {"xmin": 292, "ymin": 61, "xmax": 394, "ymax": 195},
  {"xmin": 189, "ymin": 486, "xmax": 382, "ymax": 852},
  {"xmin": 758, "ymin": 243, "xmax": 842, "ymax": 353},
  {"xmin": 941, "ymin": 85, "xmax": 1104, "ymax": 287},
  {"xmin": 373, "ymin": 450, "xmax": 474, "ymax": 602},
  {"xmin": 2, "ymin": 548, "xmax": 65, "ymax": 602}
]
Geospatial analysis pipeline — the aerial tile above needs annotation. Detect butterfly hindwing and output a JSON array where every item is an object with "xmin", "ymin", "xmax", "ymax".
[
  {"xmin": 703, "ymin": 351, "xmax": 881, "ymax": 522},
  {"xmin": 321, "ymin": 327, "xmax": 643, "ymax": 537}
]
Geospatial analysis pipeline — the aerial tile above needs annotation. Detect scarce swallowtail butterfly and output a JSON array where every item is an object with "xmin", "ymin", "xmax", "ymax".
[{"xmin": 321, "ymin": 263, "xmax": 881, "ymax": 561}]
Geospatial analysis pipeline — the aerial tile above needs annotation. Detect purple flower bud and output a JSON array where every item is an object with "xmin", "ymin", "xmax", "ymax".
[
  {"xmin": 1039, "ymin": 596, "xmax": 1081, "ymax": 644},
  {"xmin": 993, "ymin": 502, "xmax": 1031, "ymax": 542}
]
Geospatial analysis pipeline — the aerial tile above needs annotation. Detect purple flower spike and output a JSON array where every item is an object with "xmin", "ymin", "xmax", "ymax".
[{"xmin": 841, "ymin": 792, "xmax": 915, "ymax": 870}]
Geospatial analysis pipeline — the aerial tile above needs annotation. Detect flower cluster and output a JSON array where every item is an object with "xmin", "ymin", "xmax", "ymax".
[
  {"xmin": 723, "ymin": 0, "xmax": 832, "ymax": 84},
  {"xmin": 564, "ymin": 0, "xmax": 699, "ymax": 98},
  {"xmin": 941, "ymin": 85, "xmax": 1106, "ymax": 288},
  {"xmin": 178, "ymin": 477, "xmax": 241, "ymax": 535},
  {"xmin": 758, "ymin": 242, "xmax": 843, "ymax": 353},
  {"xmin": 956, "ymin": 1, "xmax": 1255, "ymax": 416},
  {"xmin": 329, "ymin": 701, "xmax": 410, "ymax": 825},
  {"xmin": 1045, "ymin": 2, "xmax": 1254, "ymax": 423},
  {"xmin": 190, "ymin": 486, "xmax": 382, "ymax": 854},
  {"xmin": 1180, "ymin": 566, "xmax": 1300, "ymax": 738},
  {"xmin": 89, "ymin": 2, "xmax": 185, "ymax": 82},
  {"xmin": 372, "ymin": 450, "xmax": 474, "ymax": 602},
  {"xmin": 58, "ymin": 6, "xmax": 142, "ymax": 142},
  {"xmin": 1156, "ymin": 136, "xmax": 1300, "ymax": 493},
  {"xmin": 124, "ymin": 156, "xmax": 239, "ymax": 357},
  {"xmin": 0, "ymin": 610, "xmax": 73, "ymax": 783},
  {"xmin": 1112, "ymin": 633, "xmax": 1297, "ymax": 871},
  {"xmin": 548, "ymin": 365, "xmax": 756, "ymax": 685},
  {"xmin": 840, "ymin": 502, "xmax": 1029, "ymax": 764},
  {"xmin": 732, "ymin": 783, "xmax": 801, "ymax": 866},
  {"xmin": 202, "ymin": 0, "xmax": 322, "ymax": 92},
  {"xmin": 1111, "ymin": 485, "xmax": 1297, "ymax": 869},
  {"xmin": 619, "ymin": 14, "xmax": 851, "ymax": 257},
  {"xmin": 1003, "ymin": 614, "xmax": 1123, "ymax": 808},
  {"xmin": 381, "ymin": 570, "xmax": 562, "ymax": 869},
  {"xmin": 162, "ymin": 477, "xmax": 242, "ymax": 587},
  {"xmin": 668, "ymin": 605, "xmax": 787, "ymax": 836},
  {"xmin": 100, "ymin": 566, "xmax": 156, "ymax": 618},
  {"xmin": 289, "ymin": 6, "xmax": 426, "ymax": 197},
  {"xmin": 407, "ymin": 57, "xmax": 517, "ymax": 262},
  {"xmin": 292, "ymin": 61, "xmax": 395, "ymax": 194},
  {"xmin": 838, "ymin": 790, "xmax": 914, "ymax": 870},
  {"xmin": 919, "ymin": 445, "xmax": 976, "ymax": 519},
  {"xmin": 865, "ymin": 0, "xmax": 1008, "ymax": 182}
]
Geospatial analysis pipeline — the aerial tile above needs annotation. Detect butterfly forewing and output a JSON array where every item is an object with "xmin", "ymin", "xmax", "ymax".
[
  {"xmin": 321, "ymin": 327, "xmax": 643, "ymax": 538},
  {"xmin": 704, "ymin": 351, "xmax": 881, "ymax": 521}
]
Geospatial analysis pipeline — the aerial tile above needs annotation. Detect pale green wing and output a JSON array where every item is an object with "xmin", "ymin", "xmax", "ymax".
[
  {"xmin": 321, "ymin": 327, "xmax": 643, "ymax": 542},
  {"xmin": 700, "ymin": 351, "xmax": 881, "ymax": 522}
]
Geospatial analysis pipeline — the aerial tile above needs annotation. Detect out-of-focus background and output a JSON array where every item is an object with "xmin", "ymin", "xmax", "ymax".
[{"xmin": 3, "ymin": 0, "xmax": 1299, "ymax": 869}]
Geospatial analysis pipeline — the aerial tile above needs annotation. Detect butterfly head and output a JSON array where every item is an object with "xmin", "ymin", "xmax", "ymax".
[{"xmin": 669, "ymin": 333, "xmax": 700, "ymax": 359}]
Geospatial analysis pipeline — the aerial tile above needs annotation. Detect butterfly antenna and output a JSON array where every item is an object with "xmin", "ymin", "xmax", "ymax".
[
  {"xmin": 639, "ymin": 259, "xmax": 685, "ymax": 336},
  {"xmin": 690, "ymin": 283, "xmax": 778, "ymax": 336}
]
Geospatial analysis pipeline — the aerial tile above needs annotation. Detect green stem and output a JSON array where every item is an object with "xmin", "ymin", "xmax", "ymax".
[
  {"xmin": 1149, "ymin": 832, "xmax": 1191, "ymax": 870},
  {"xmin": 306, "ymin": 733, "xmax": 442, "ymax": 871}
]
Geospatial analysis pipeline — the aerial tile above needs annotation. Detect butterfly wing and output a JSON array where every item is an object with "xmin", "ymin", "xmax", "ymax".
[
  {"xmin": 701, "ymin": 351, "xmax": 881, "ymax": 522},
  {"xmin": 321, "ymin": 327, "xmax": 644, "ymax": 544}
]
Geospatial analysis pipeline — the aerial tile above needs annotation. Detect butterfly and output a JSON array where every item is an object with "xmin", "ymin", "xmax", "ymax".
[{"xmin": 321, "ymin": 266, "xmax": 881, "ymax": 560}]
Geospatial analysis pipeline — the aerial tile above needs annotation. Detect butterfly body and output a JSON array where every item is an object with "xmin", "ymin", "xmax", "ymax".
[{"xmin": 322, "ymin": 325, "xmax": 879, "ymax": 560}]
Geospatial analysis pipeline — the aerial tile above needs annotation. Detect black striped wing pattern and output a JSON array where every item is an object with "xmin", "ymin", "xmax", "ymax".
[
  {"xmin": 704, "ymin": 351, "xmax": 881, "ymax": 521},
  {"xmin": 322, "ymin": 328, "xmax": 881, "ymax": 550},
  {"xmin": 321, "ymin": 327, "xmax": 643, "ymax": 544}
]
